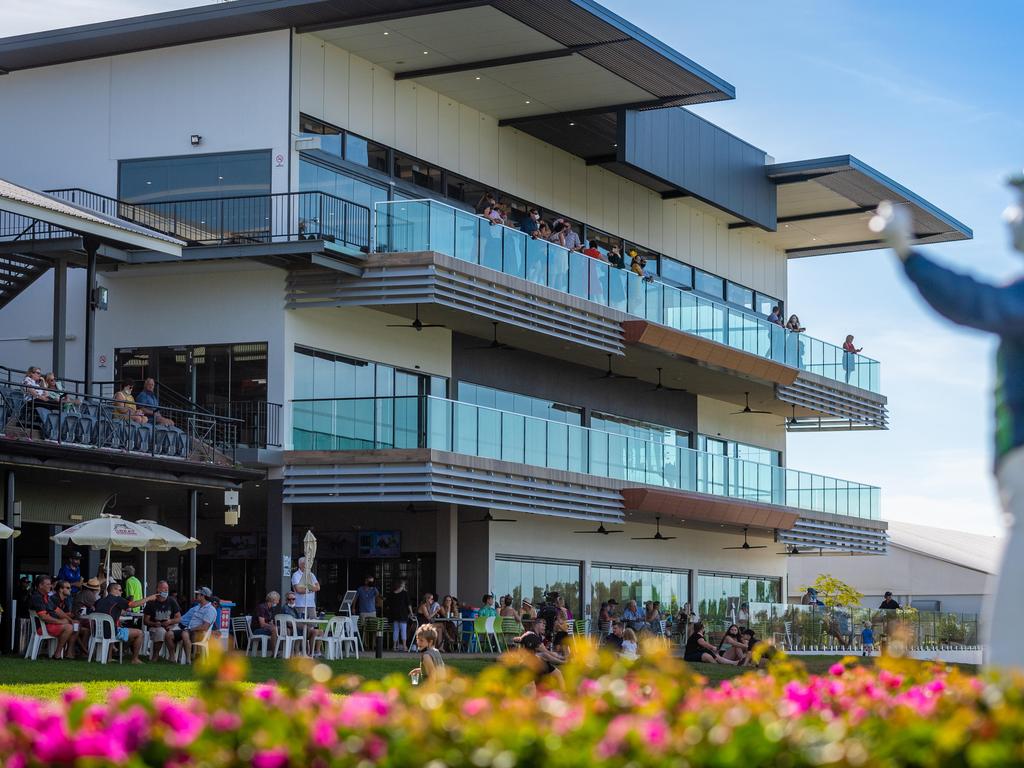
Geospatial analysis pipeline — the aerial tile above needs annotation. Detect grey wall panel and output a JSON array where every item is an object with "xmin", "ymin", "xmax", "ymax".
[
  {"xmin": 451, "ymin": 332, "xmax": 698, "ymax": 437},
  {"xmin": 623, "ymin": 108, "xmax": 776, "ymax": 229}
]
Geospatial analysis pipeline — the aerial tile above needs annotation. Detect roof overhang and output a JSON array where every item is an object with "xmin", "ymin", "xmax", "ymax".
[
  {"xmin": 751, "ymin": 155, "xmax": 972, "ymax": 258},
  {"xmin": 0, "ymin": 179, "xmax": 184, "ymax": 256},
  {"xmin": 0, "ymin": 0, "xmax": 733, "ymax": 114}
]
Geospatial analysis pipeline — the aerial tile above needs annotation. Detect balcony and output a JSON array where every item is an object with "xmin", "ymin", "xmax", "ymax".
[
  {"xmin": 290, "ymin": 395, "xmax": 880, "ymax": 522},
  {"xmin": 374, "ymin": 199, "xmax": 881, "ymax": 393}
]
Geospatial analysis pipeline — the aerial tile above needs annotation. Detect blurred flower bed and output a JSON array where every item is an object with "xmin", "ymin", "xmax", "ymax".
[{"xmin": 1, "ymin": 641, "xmax": 1022, "ymax": 767}]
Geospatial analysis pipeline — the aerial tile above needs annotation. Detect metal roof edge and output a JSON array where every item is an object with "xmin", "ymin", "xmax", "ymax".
[
  {"xmin": 767, "ymin": 154, "xmax": 973, "ymax": 241},
  {"xmin": 568, "ymin": 0, "xmax": 735, "ymax": 100}
]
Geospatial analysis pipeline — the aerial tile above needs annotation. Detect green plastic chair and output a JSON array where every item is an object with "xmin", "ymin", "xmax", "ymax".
[
  {"xmin": 472, "ymin": 616, "xmax": 491, "ymax": 652},
  {"xmin": 500, "ymin": 617, "xmax": 523, "ymax": 647}
]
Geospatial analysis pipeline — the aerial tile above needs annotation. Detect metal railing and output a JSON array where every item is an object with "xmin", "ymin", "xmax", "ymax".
[
  {"xmin": 0, "ymin": 380, "xmax": 241, "ymax": 466},
  {"xmin": 290, "ymin": 395, "xmax": 881, "ymax": 520},
  {"xmin": 0, "ymin": 365, "xmax": 116, "ymax": 399},
  {"xmin": 696, "ymin": 603, "xmax": 980, "ymax": 650},
  {"xmin": 375, "ymin": 199, "xmax": 882, "ymax": 393},
  {"xmin": 47, "ymin": 188, "xmax": 371, "ymax": 252},
  {"xmin": 208, "ymin": 400, "xmax": 282, "ymax": 448}
]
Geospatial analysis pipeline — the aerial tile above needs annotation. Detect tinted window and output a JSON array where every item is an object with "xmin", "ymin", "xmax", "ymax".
[
  {"xmin": 393, "ymin": 152, "xmax": 442, "ymax": 192},
  {"xmin": 726, "ymin": 282, "xmax": 754, "ymax": 310},
  {"xmin": 119, "ymin": 151, "xmax": 271, "ymax": 204},
  {"xmin": 345, "ymin": 133, "xmax": 388, "ymax": 173},
  {"xmin": 694, "ymin": 270, "xmax": 724, "ymax": 299},
  {"xmin": 659, "ymin": 257, "xmax": 693, "ymax": 288},
  {"xmin": 299, "ymin": 115, "xmax": 342, "ymax": 157},
  {"xmin": 756, "ymin": 292, "xmax": 780, "ymax": 317}
]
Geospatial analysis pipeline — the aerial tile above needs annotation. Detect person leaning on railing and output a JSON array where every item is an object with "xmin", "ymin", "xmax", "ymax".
[{"xmin": 113, "ymin": 380, "xmax": 148, "ymax": 424}]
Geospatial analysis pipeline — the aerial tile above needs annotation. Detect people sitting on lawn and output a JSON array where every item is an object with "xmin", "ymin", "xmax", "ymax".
[
  {"xmin": 620, "ymin": 628, "xmax": 639, "ymax": 659},
  {"xmin": 277, "ymin": 592, "xmax": 301, "ymax": 618},
  {"xmin": 718, "ymin": 624, "xmax": 751, "ymax": 664},
  {"xmin": 144, "ymin": 580, "xmax": 182, "ymax": 661},
  {"xmin": 72, "ymin": 577, "xmax": 101, "ymax": 653},
  {"xmin": 93, "ymin": 580, "xmax": 157, "ymax": 664},
  {"xmin": 250, "ymin": 590, "xmax": 280, "ymax": 651},
  {"xmin": 604, "ymin": 620, "xmax": 625, "ymax": 650},
  {"xmin": 513, "ymin": 617, "xmax": 565, "ymax": 689},
  {"xmin": 168, "ymin": 586, "xmax": 217, "ymax": 662},
  {"xmin": 683, "ymin": 621, "xmax": 740, "ymax": 665},
  {"xmin": 29, "ymin": 575, "xmax": 75, "ymax": 659},
  {"xmin": 409, "ymin": 623, "xmax": 446, "ymax": 683},
  {"xmin": 621, "ymin": 599, "xmax": 646, "ymax": 632},
  {"xmin": 136, "ymin": 378, "xmax": 174, "ymax": 427},
  {"xmin": 113, "ymin": 380, "xmax": 148, "ymax": 424}
]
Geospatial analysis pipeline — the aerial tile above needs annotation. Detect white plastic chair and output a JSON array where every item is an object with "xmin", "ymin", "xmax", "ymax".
[
  {"xmin": 24, "ymin": 614, "xmax": 58, "ymax": 660},
  {"xmin": 313, "ymin": 616, "xmax": 345, "ymax": 660},
  {"xmin": 274, "ymin": 615, "xmax": 305, "ymax": 659},
  {"xmin": 243, "ymin": 616, "xmax": 271, "ymax": 658},
  {"xmin": 88, "ymin": 614, "xmax": 123, "ymax": 664},
  {"xmin": 175, "ymin": 625, "xmax": 213, "ymax": 664},
  {"xmin": 338, "ymin": 616, "xmax": 360, "ymax": 659}
]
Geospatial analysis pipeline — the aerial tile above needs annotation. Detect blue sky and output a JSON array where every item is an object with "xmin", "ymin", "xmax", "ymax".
[{"xmin": 7, "ymin": 1, "xmax": 1020, "ymax": 534}]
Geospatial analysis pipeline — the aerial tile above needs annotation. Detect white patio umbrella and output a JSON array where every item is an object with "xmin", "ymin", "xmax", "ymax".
[
  {"xmin": 131, "ymin": 520, "xmax": 199, "ymax": 594},
  {"xmin": 51, "ymin": 514, "xmax": 159, "ymax": 585},
  {"xmin": 303, "ymin": 529, "xmax": 317, "ymax": 618}
]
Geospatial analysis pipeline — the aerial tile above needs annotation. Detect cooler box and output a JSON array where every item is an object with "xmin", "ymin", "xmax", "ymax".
[{"xmin": 218, "ymin": 601, "xmax": 235, "ymax": 630}]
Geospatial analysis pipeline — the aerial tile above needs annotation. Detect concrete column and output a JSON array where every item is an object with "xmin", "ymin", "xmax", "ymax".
[
  {"xmin": 48, "ymin": 525, "xmax": 62, "ymax": 579},
  {"xmin": 435, "ymin": 505, "xmax": 458, "ymax": 598},
  {"xmin": 581, "ymin": 559, "xmax": 592, "ymax": 620},
  {"xmin": 264, "ymin": 480, "xmax": 292, "ymax": 596},
  {"xmin": 187, "ymin": 490, "xmax": 198, "ymax": 595},
  {"xmin": 457, "ymin": 508, "xmax": 490, "ymax": 604},
  {"xmin": 85, "ymin": 549, "xmax": 101, "ymax": 583},
  {"xmin": 52, "ymin": 259, "xmax": 67, "ymax": 379},
  {"xmin": 1, "ymin": 470, "xmax": 15, "ymax": 653}
]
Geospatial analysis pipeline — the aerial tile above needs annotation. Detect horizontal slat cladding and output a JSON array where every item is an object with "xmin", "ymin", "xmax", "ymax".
[
  {"xmin": 284, "ymin": 461, "xmax": 624, "ymax": 521},
  {"xmin": 285, "ymin": 264, "xmax": 624, "ymax": 354},
  {"xmin": 777, "ymin": 380, "xmax": 888, "ymax": 429},
  {"xmin": 779, "ymin": 518, "xmax": 887, "ymax": 554}
]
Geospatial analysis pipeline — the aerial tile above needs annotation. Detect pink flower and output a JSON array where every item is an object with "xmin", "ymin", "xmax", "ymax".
[
  {"xmin": 252, "ymin": 747, "xmax": 289, "ymax": 768},
  {"xmin": 337, "ymin": 693, "xmax": 390, "ymax": 728},
  {"xmin": 155, "ymin": 700, "xmax": 204, "ymax": 747},
  {"xmin": 642, "ymin": 717, "xmax": 669, "ymax": 750},
  {"xmin": 311, "ymin": 718, "xmax": 337, "ymax": 749},
  {"xmin": 61, "ymin": 687, "xmax": 86, "ymax": 705},
  {"xmin": 211, "ymin": 710, "xmax": 242, "ymax": 731},
  {"xmin": 253, "ymin": 684, "xmax": 278, "ymax": 701},
  {"xmin": 829, "ymin": 663, "xmax": 845, "ymax": 677},
  {"xmin": 462, "ymin": 698, "xmax": 489, "ymax": 717}
]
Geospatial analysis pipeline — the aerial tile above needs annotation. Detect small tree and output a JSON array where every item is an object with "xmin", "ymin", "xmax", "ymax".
[{"xmin": 803, "ymin": 573, "xmax": 863, "ymax": 611}]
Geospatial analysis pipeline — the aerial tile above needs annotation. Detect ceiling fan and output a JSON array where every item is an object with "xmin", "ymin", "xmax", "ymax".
[
  {"xmin": 649, "ymin": 368, "xmax": 686, "ymax": 393},
  {"xmin": 591, "ymin": 353, "xmax": 637, "ymax": 381},
  {"xmin": 466, "ymin": 321, "xmax": 517, "ymax": 352},
  {"xmin": 723, "ymin": 527, "xmax": 768, "ymax": 550},
  {"xmin": 731, "ymin": 392, "xmax": 773, "ymax": 416},
  {"xmin": 573, "ymin": 522, "xmax": 624, "ymax": 535},
  {"xmin": 631, "ymin": 516, "xmax": 678, "ymax": 541},
  {"xmin": 386, "ymin": 304, "xmax": 446, "ymax": 332},
  {"xmin": 464, "ymin": 510, "xmax": 516, "ymax": 524},
  {"xmin": 779, "ymin": 404, "xmax": 799, "ymax": 427}
]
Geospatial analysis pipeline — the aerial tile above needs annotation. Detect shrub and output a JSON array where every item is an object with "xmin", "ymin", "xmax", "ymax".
[{"xmin": 1, "ymin": 641, "xmax": 1023, "ymax": 767}]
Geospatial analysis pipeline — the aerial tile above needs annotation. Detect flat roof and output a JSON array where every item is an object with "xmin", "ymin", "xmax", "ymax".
[
  {"xmin": 763, "ymin": 155, "xmax": 972, "ymax": 258},
  {"xmin": 0, "ymin": 0, "xmax": 734, "ymax": 110}
]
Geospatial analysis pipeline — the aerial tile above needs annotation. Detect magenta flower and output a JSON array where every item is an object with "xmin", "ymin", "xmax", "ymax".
[
  {"xmin": 252, "ymin": 747, "xmax": 290, "ymax": 768},
  {"xmin": 829, "ymin": 663, "xmax": 845, "ymax": 677}
]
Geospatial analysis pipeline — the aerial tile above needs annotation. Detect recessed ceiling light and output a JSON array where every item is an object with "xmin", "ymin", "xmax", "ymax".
[
  {"xmin": 475, "ymin": 76, "xmax": 481, "ymax": 80},
  {"xmin": 218, "ymin": 176, "xmax": 223, "ymax": 180},
  {"xmin": 525, "ymin": 100, "xmax": 531, "ymax": 104},
  {"xmin": 423, "ymin": 51, "xmax": 429, "ymax": 55},
  {"xmin": 145, "ymin": 496, "xmax": 150, "ymax": 500},
  {"xmin": 145, "ymin": 181, "xmax": 152, "ymax": 185},
  {"xmin": 613, "ymin": 143, "xmax": 618, "ymax": 147},
  {"xmin": 569, "ymin": 122, "xmax": 575, "ymax": 126},
  {"xmin": 383, "ymin": 31, "xmax": 389, "ymax": 35}
]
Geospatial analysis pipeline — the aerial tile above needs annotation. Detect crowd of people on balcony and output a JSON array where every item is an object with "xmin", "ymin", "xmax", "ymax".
[{"xmin": 473, "ymin": 191, "xmax": 654, "ymax": 281}]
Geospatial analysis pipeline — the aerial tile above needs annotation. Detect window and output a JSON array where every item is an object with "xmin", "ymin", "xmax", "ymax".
[
  {"xmin": 119, "ymin": 150, "xmax": 271, "ymax": 204},
  {"xmin": 393, "ymin": 152, "xmax": 442, "ymax": 193},
  {"xmin": 694, "ymin": 270, "xmax": 724, "ymax": 299},
  {"xmin": 697, "ymin": 435, "xmax": 779, "ymax": 466},
  {"xmin": 582, "ymin": 225, "xmax": 621, "ymax": 258},
  {"xmin": 298, "ymin": 159, "xmax": 388, "ymax": 210},
  {"xmin": 590, "ymin": 412, "xmax": 686, "ymax": 446},
  {"xmin": 344, "ymin": 132, "xmax": 388, "ymax": 173},
  {"xmin": 591, "ymin": 564, "xmax": 689, "ymax": 622},
  {"xmin": 697, "ymin": 572, "xmax": 781, "ymax": 623},
  {"xmin": 755, "ymin": 292, "xmax": 781, "ymax": 318},
  {"xmin": 494, "ymin": 557, "xmax": 581, "ymax": 618},
  {"xmin": 458, "ymin": 382, "xmax": 581, "ymax": 425},
  {"xmin": 299, "ymin": 115, "xmax": 342, "ymax": 157},
  {"xmin": 726, "ymin": 281, "xmax": 754, "ymax": 310},
  {"xmin": 659, "ymin": 257, "xmax": 693, "ymax": 289},
  {"xmin": 446, "ymin": 173, "xmax": 489, "ymax": 208}
]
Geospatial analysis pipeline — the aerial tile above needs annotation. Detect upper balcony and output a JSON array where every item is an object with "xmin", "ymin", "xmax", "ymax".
[{"xmin": 287, "ymin": 394, "xmax": 884, "ymax": 553}]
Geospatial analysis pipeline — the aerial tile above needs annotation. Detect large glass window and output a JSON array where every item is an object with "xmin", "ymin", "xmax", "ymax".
[
  {"xmin": 458, "ymin": 382, "xmax": 582, "ymax": 425},
  {"xmin": 697, "ymin": 572, "xmax": 781, "ymax": 626},
  {"xmin": 292, "ymin": 346, "xmax": 446, "ymax": 450},
  {"xmin": 393, "ymin": 152, "xmax": 442, "ymax": 193},
  {"xmin": 299, "ymin": 115, "xmax": 342, "ymax": 157},
  {"xmin": 726, "ymin": 281, "xmax": 754, "ymax": 311},
  {"xmin": 345, "ymin": 133, "xmax": 389, "ymax": 173},
  {"xmin": 659, "ymin": 257, "xmax": 693, "ymax": 289},
  {"xmin": 494, "ymin": 557, "xmax": 581, "ymax": 618},
  {"xmin": 119, "ymin": 151, "xmax": 271, "ymax": 204},
  {"xmin": 755, "ymin": 292, "xmax": 781, "ymax": 318},
  {"xmin": 299, "ymin": 159, "xmax": 389, "ymax": 210},
  {"xmin": 697, "ymin": 435, "xmax": 780, "ymax": 466},
  {"xmin": 694, "ymin": 269, "xmax": 724, "ymax": 300},
  {"xmin": 590, "ymin": 412, "xmax": 686, "ymax": 446},
  {"xmin": 591, "ymin": 564, "xmax": 689, "ymax": 621}
]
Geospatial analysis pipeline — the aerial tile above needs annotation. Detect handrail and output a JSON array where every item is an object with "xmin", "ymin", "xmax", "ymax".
[
  {"xmin": 0, "ymin": 364, "xmax": 116, "ymax": 398},
  {"xmin": 374, "ymin": 198, "xmax": 882, "ymax": 393},
  {"xmin": 290, "ymin": 395, "xmax": 880, "ymax": 520}
]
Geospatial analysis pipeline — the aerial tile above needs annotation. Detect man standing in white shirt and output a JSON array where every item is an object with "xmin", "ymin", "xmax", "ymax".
[{"xmin": 290, "ymin": 556, "xmax": 320, "ymax": 619}]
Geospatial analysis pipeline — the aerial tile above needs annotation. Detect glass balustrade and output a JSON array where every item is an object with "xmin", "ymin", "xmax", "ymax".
[
  {"xmin": 291, "ymin": 395, "xmax": 880, "ymax": 520},
  {"xmin": 374, "ymin": 199, "xmax": 881, "ymax": 393}
]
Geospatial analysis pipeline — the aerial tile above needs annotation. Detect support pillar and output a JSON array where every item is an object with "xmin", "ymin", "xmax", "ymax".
[
  {"xmin": 435, "ymin": 505, "xmax": 458, "ymax": 598},
  {"xmin": 85, "ymin": 550, "xmax": 101, "ymax": 583},
  {"xmin": 51, "ymin": 259, "xmax": 67, "ymax": 379},
  {"xmin": 264, "ymin": 480, "xmax": 291, "ymax": 596},
  {"xmin": 83, "ymin": 239, "xmax": 98, "ymax": 395},
  {"xmin": 48, "ymin": 525, "xmax": 62, "ymax": 580},
  {"xmin": 187, "ymin": 489, "xmax": 198, "ymax": 595},
  {"xmin": 1, "ymin": 470, "xmax": 15, "ymax": 653}
]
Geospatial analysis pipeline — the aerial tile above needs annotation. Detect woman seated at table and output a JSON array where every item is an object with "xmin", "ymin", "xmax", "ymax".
[
  {"xmin": 498, "ymin": 595, "xmax": 517, "ymax": 619},
  {"xmin": 434, "ymin": 594, "xmax": 460, "ymax": 652},
  {"xmin": 520, "ymin": 599, "xmax": 537, "ymax": 624},
  {"xmin": 418, "ymin": 592, "xmax": 441, "ymax": 625}
]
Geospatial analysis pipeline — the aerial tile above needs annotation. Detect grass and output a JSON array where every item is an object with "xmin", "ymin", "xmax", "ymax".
[{"xmin": 0, "ymin": 654, "xmax": 976, "ymax": 700}]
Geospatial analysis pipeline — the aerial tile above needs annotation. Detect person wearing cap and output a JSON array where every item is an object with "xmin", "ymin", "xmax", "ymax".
[
  {"xmin": 93, "ymin": 581, "xmax": 158, "ymax": 664},
  {"xmin": 57, "ymin": 551, "xmax": 83, "ymax": 593},
  {"xmin": 520, "ymin": 598, "xmax": 537, "ymax": 622},
  {"xmin": 169, "ymin": 586, "xmax": 217, "ymax": 662},
  {"xmin": 123, "ymin": 565, "xmax": 144, "ymax": 607},
  {"xmin": 879, "ymin": 591, "xmax": 900, "ymax": 610},
  {"xmin": 144, "ymin": 581, "xmax": 181, "ymax": 661}
]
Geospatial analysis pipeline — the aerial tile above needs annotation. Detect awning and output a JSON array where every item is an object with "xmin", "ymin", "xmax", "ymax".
[
  {"xmin": 5, "ymin": 481, "xmax": 115, "ymax": 526},
  {"xmin": 756, "ymin": 155, "xmax": 972, "ymax": 258}
]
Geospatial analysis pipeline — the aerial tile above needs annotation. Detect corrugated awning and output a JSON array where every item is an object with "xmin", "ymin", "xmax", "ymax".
[{"xmin": 6, "ymin": 482, "xmax": 115, "ymax": 526}]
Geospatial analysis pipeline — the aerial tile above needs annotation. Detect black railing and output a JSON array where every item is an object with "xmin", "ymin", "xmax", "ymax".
[
  {"xmin": 208, "ymin": 401, "xmax": 282, "ymax": 448},
  {"xmin": 47, "ymin": 188, "xmax": 371, "ymax": 252},
  {"xmin": 0, "ymin": 365, "xmax": 115, "ymax": 399},
  {"xmin": 0, "ymin": 380, "xmax": 241, "ymax": 466}
]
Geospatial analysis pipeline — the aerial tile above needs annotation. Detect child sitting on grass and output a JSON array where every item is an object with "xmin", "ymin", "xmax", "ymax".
[
  {"xmin": 409, "ymin": 624, "xmax": 446, "ymax": 684},
  {"xmin": 620, "ymin": 628, "xmax": 639, "ymax": 659}
]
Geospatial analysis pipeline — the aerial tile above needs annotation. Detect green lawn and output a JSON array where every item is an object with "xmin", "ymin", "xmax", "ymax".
[{"xmin": 0, "ymin": 654, "xmax": 975, "ymax": 700}]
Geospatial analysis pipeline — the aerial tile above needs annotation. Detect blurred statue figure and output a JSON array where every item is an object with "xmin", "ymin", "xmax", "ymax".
[{"xmin": 871, "ymin": 177, "xmax": 1024, "ymax": 667}]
